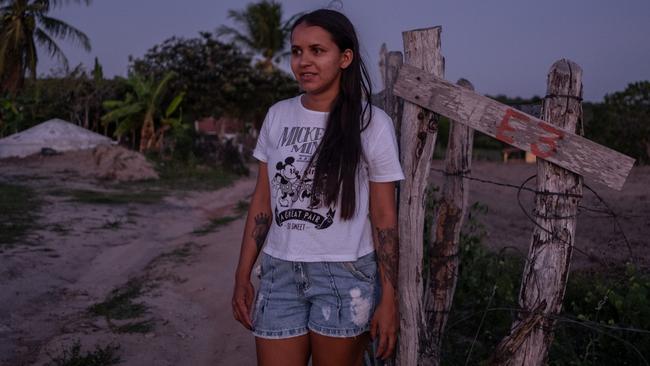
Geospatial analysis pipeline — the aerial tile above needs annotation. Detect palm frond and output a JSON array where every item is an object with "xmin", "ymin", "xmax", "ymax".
[
  {"xmin": 39, "ymin": 15, "xmax": 91, "ymax": 51},
  {"xmin": 216, "ymin": 25, "xmax": 254, "ymax": 48},
  {"xmin": 164, "ymin": 91, "xmax": 185, "ymax": 117},
  {"xmin": 42, "ymin": 0, "xmax": 92, "ymax": 9},
  {"xmin": 150, "ymin": 71, "xmax": 175, "ymax": 110},
  {"xmin": 102, "ymin": 99, "xmax": 125, "ymax": 109},
  {"xmin": 113, "ymin": 117, "xmax": 139, "ymax": 137},
  {"xmin": 217, "ymin": 1, "xmax": 293, "ymax": 64},
  {"xmin": 226, "ymin": 8, "xmax": 246, "ymax": 24},
  {"xmin": 25, "ymin": 33, "xmax": 38, "ymax": 79},
  {"xmin": 101, "ymin": 102, "xmax": 143, "ymax": 124},
  {"xmin": 34, "ymin": 28, "xmax": 68, "ymax": 67}
]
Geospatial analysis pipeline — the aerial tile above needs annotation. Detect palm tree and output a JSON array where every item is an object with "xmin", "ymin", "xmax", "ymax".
[
  {"xmin": 0, "ymin": 0, "xmax": 92, "ymax": 95},
  {"xmin": 217, "ymin": 0, "xmax": 299, "ymax": 72},
  {"xmin": 101, "ymin": 72, "xmax": 184, "ymax": 153}
]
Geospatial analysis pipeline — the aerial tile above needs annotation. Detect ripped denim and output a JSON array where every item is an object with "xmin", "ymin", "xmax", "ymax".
[{"xmin": 252, "ymin": 251, "xmax": 378, "ymax": 339}]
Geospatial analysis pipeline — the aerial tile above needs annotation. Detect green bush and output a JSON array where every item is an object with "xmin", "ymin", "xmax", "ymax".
[
  {"xmin": 438, "ymin": 202, "xmax": 524, "ymax": 365},
  {"xmin": 550, "ymin": 264, "xmax": 650, "ymax": 365},
  {"xmin": 423, "ymin": 191, "xmax": 650, "ymax": 365}
]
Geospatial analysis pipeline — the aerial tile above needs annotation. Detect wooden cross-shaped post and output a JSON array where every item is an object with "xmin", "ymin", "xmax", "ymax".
[
  {"xmin": 393, "ymin": 64, "xmax": 635, "ymax": 190},
  {"xmin": 393, "ymin": 57, "xmax": 635, "ymax": 366}
]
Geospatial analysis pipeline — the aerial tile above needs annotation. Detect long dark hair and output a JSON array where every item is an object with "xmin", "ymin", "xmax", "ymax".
[{"xmin": 291, "ymin": 9, "xmax": 373, "ymax": 220}]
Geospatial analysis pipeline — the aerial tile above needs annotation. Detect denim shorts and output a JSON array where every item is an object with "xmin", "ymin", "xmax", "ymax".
[{"xmin": 252, "ymin": 251, "xmax": 379, "ymax": 339}]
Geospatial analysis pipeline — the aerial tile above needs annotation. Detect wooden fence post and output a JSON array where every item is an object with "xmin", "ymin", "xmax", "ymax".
[
  {"xmin": 422, "ymin": 79, "xmax": 475, "ymax": 366},
  {"xmin": 370, "ymin": 46, "xmax": 404, "ymax": 366},
  {"xmin": 383, "ymin": 51, "xmax": 405, "ymax": 141},
  {"xmin": 491, "ymin": 59, "xmax": 584, "ymax": 365},
  {"xmin": 397, "ymin": 26, "xmax": 444, "ymax": 366}
]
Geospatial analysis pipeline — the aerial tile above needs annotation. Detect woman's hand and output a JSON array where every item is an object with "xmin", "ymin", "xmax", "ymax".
[
  {"xmin": 370, "ymin": 295, "xmax": 399, "ymax": 360},
  {"xmin": 232, "ymin": 279, "xmax": 255, "ymax": 330}
]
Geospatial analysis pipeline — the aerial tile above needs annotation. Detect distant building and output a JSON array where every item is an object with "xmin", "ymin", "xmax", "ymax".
[{"xmin": 194, "ymin": 116, "xmax": 243, "ymax": 141}]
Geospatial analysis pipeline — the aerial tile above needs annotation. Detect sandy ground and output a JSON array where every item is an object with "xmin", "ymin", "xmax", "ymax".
[
  {"xmin": 0, "ymin": 158, "xmax": 648, "ymax": 365},
  {"xmin": 429, "ymin": 160, "xmax": 650, "ymax": 269},
  {"xmin": 0, "ymin": 162, "xmax": 258, "ymax": 366}
]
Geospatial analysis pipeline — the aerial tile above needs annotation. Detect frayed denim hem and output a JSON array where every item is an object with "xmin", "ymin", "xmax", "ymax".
[
  {"xmin": 253, "ymin": 327, "xmax": 309, "ymax": 339},
  {"xmin": 308, "ymin": 322, "xmax": 369, "ymax": 338}
]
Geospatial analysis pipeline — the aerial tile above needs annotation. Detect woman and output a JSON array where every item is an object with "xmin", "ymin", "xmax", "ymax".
[{"xmin": 232, "ymin": 9, "xmax": 404, "ymax": 366}]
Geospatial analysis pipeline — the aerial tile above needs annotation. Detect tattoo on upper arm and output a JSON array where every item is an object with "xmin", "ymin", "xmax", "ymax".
[
  {"xmin": 252, "ymin": 213, "xmax": 271, "ymax": 251},
  {"xmin": 376, "ymin": 226, "xmax": 399, "ymax": 292}
]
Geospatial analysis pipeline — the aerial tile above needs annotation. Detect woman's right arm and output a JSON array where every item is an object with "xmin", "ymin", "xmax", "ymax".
[{"xmin": 232, "ymin": 161, "xmax": 272, "ymax": 329}]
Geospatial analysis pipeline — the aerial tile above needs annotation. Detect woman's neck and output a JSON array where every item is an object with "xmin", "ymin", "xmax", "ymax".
[{"xmin": 301, "ymin": 92, "xmax": 337, "ymax": 112}]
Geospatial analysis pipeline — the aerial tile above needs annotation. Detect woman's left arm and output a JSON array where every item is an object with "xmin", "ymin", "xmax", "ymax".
[{"xmin": 369, "ymin": 180, "xmax": 400, "ymax": 360}]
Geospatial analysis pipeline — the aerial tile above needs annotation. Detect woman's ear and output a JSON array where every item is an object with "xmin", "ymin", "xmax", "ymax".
[{"xmin": 340, "ymin": 49, "xmax": 353, "ymax": 69}]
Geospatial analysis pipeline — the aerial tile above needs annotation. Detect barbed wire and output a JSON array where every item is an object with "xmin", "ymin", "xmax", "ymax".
[
  {"xmin": 430, "ymin": 166, "xmax": 638, "ymax": 265},
  {"xmin": 426, "ymin": 165, "xmax": 647, "ymax": 363},
  {"xmin": 445, "ymin": 306, "xmax": 650, "ymax": 366}
]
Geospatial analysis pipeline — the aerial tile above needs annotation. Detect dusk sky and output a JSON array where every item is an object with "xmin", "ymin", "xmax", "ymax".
[{"xmin": 41, "ymin": 0, "xmax": 650, "ymax": 102}]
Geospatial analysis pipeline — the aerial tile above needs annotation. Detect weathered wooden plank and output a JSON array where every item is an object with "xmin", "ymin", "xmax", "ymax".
[
  {"xmin": 383, "ymin": 51, "xmax": 404, "ymax": 141},
  {"xmin": 491, "ymin": 59, "xmax": 584, "ymax": 366},
  {"xmin": 397, "ymin": 26, "xmax": 443, "ymax": 366},
  {"xmin": 422, "ymin": 79, "xmax": 475, "ymax": 366},
  {"xmin": 393, "ymin": 63, "xmax": 635, "ymax": 190}
]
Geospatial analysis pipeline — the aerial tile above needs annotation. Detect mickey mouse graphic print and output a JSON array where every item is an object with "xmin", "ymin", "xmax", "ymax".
[{"xmin": 253, "ymin": 95, "xmax": 404, "ymax": 262}]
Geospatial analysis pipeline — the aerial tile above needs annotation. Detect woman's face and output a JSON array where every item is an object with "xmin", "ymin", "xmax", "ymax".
[{"xmin": 290, "ymin": 23, "xmax": 353, "ymax": 99}]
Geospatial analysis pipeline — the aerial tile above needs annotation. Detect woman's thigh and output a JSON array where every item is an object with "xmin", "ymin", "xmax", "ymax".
[
  {"xmin": 256, "ymin": 334, "xmax": 310, "ymax": 366},
  {"xmin": 310, "ymin": 331, "xmax": 369, "ymax": 366}
]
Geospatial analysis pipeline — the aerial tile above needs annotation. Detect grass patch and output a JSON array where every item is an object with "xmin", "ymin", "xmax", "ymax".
[
  {"xmin": 423, "ymin": 190, "xmax": 650, "ymax": 365},
  {"xmin": 192, "ymin": 216, "xmax": 238, "ymax": 236},
  {"xmin": 158, "ymin": 244, "xmax": 193, "ymax": 262},
  {"xmin": 45, "ymin": 339, "xmax": 121, "ymax": 366},
  {"xmin": 152, "ymin": 158, "xmax": 236, "ymax": 191},
  {"xmin": 145, "ymin": 242, "xmax": 201, "ymax": 272},
  {"xmin": 88, "ymin": 277, "xmax": 156, "ymax": 334},
  {"xmin": 114, "ymin": 319, "xmax": 155, "ymax": 334},
  {"xmin": 68, "ymin": 189, "xmax": 164, "ymax": 205},
  {"xmin": 0, "ymin": 182, "xmax": 41, "ymax": 246},
  {"xmin": 88, "ymin": 277, "xmax": 148, "ymax": 320}
]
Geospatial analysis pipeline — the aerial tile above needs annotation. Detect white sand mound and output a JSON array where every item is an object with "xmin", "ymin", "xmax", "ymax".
[
  {"xmin": 0, "ymin": 144, "xmax": 159, "ymax": 182},
  {"xmin": 91, "ymin": 144, "xmax": 159, "ymax": 181},
  {"xmin": 0, "ymin": 118, "xmax": 113, "ymax": 158}
]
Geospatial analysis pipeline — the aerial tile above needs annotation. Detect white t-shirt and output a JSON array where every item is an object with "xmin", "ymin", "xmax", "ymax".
[{"xmin": 253, "ymin": 95, "xmax": 404, "ymax": 262}]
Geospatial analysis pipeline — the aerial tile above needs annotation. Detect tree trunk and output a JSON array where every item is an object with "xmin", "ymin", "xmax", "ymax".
[
  {"xmin": 422, "ymin": 79, "xmax": 474, "ymax": 366},
  {"xmin": 490, "ymin": 59, "xmax": 584, "ymax": 366},
  {"xmin": 396, "ymin": 26, "xmax": 444, "ymax": 366},
  {"xmin": 1, "ymin": 63, "xmax": 25, "ymax": 96},
  {"xmin": 139, "ymin": 111, "xmax": 156, "ymax": 153}
]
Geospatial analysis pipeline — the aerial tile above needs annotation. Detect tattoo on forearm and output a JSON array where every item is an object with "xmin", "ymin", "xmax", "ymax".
[
  {"xmin": 376, "ymin": 226, "xmax": 399, "ymax": 292},
  {"xmin": 252, "ymin": 213, "xmax": 271, "ymax": 251}
]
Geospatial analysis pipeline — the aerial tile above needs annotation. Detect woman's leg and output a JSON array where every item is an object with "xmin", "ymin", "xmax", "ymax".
[
  {"xmin": 256, "ymin": 335, "xmax": 311, "ymax": 366},
  {"xmin": 310, "ymin": 331, "xmax": 370, "ymax": 366}
]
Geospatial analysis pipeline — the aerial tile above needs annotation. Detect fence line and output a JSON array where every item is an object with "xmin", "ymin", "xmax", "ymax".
[{"xmin": 396, "ymin": 26, "xmax": 444, "ymax": 366}]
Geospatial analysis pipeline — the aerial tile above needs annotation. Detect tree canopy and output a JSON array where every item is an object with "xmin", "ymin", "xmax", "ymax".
[
  {"xmin": 217, "ymin": 0, "xmax": 299, "ymax": 72},
  {"xmin": 0, "ymin": 0, "xmax": 92, "ymax": 95},
  {"xmin": 130, "ymin": 32, "xmax": 298, "ymax": 127},
  {"xmin": 585, "ymin": 81, "xmax": 650, "ymax": 165}
]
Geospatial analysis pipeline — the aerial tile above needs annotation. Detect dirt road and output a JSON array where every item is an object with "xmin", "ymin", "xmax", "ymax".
[{"xmin": 0, "ymin": 167, "xmax": 257, "ymax": 366}]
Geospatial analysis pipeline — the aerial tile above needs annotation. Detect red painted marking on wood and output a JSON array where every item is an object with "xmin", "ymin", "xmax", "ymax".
[
  {"xmin": 496, "ymin": 108, "xmax": 530, "ymax": 144},
  {"xmin": 532, "ymin": 122, "xmax": 565, "ymax": 158}
]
